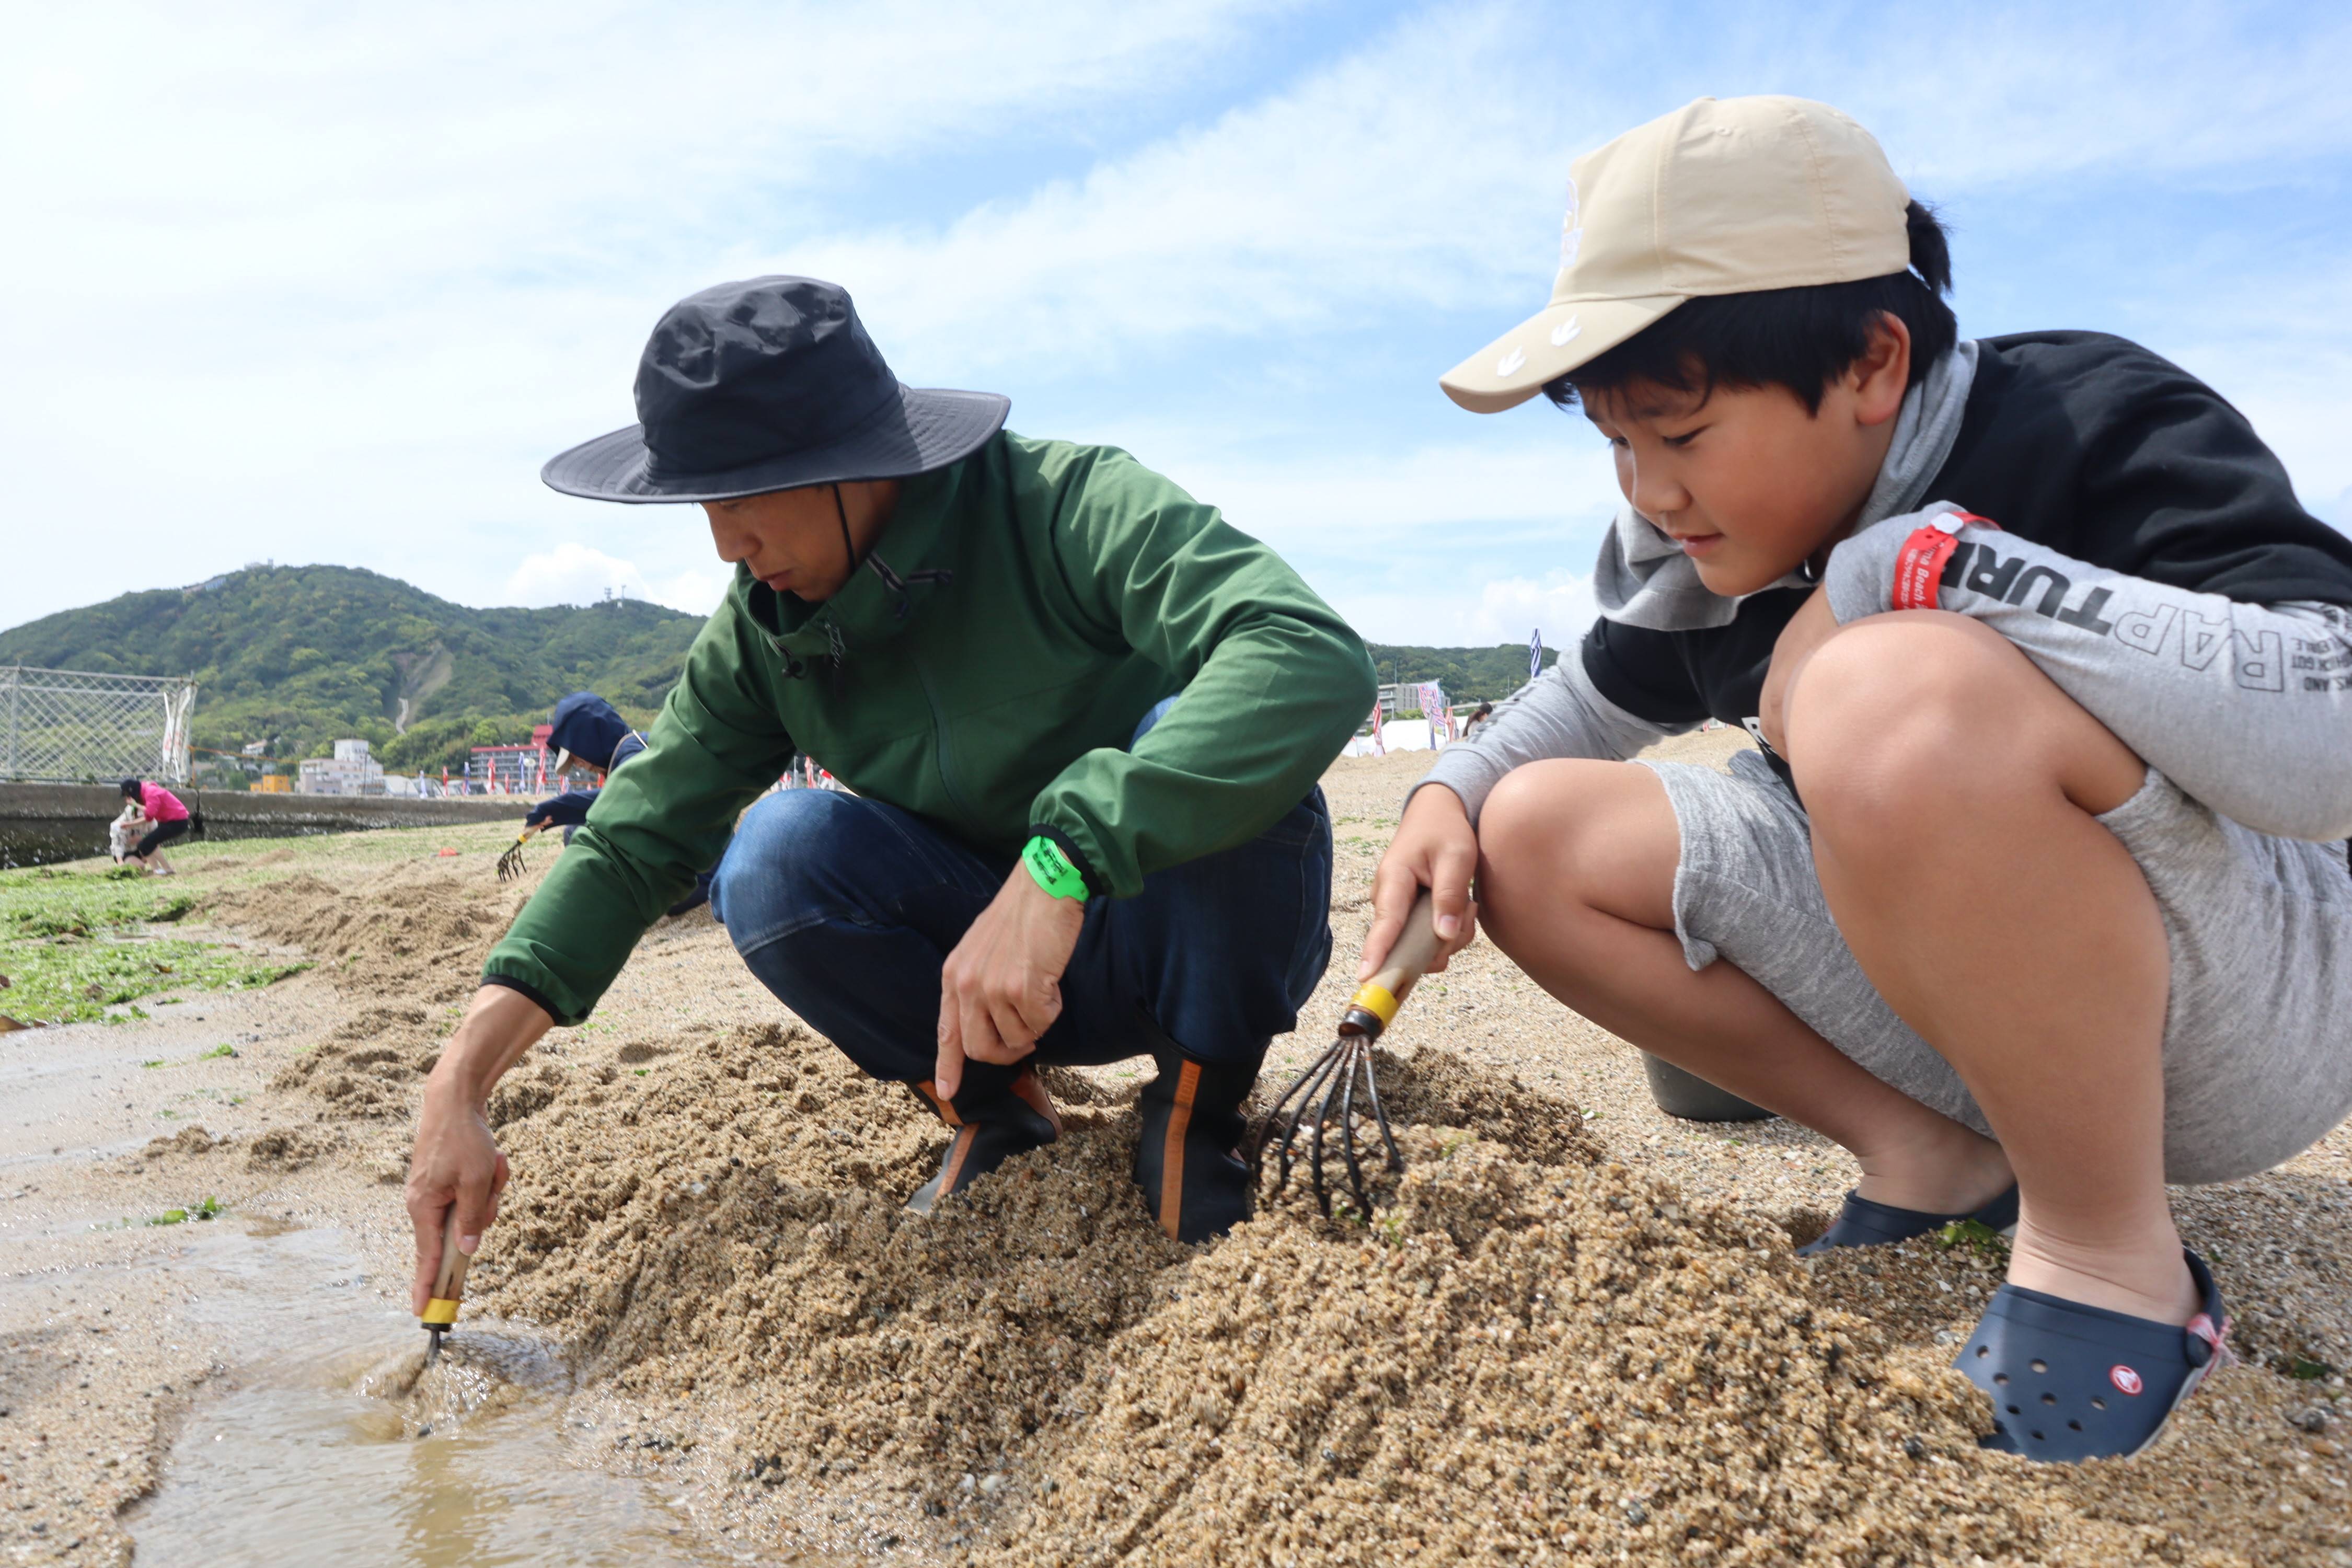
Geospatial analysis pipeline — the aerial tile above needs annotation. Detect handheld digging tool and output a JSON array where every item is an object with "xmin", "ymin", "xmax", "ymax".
[
  {"xmin": 1252, "ymin": 889, "xmax": 1442, "ymax": 1218},
  {"xmin": 495, "ymin": 825, "xmax": 542, "ymax": 882},
  {"xmin": 421, "ymin": 1206, "xmax": 469, "ymax": 1366}
]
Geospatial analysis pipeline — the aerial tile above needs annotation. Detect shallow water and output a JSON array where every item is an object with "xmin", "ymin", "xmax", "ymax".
[{"xmin": 122, "ymin": 1224, "xmax": 744, "ymax": 1568}]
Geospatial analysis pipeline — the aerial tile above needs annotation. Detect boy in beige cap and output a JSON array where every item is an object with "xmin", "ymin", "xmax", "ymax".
[{"xmin": 1369, "ymin": 96, "xmax": 2352, "ymax": 1461}]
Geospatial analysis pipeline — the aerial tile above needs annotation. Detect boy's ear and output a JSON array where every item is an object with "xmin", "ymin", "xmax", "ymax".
[{"xmin": 1850, "ymin": 313, "xmax": 1912, "ymax": 428}]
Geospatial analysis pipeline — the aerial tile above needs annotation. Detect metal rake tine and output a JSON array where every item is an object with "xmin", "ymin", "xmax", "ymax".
[
  {"xmin": 1308, "ymin": 1041, "xmax": 1355, "ymax": 1218},
  {"xmin": 1355, "ymin": 1040, "xmax": 1404, "ymax": 1179},
  {"xmin": 496, "ymin": 828, "xmax": 537, "ymax": 883},
  {"xmin": 1335, "ymin": 1038, "xmax": 1373, "ymax": 1218},
  {"xmin": 1261, "ymin": 1044, "xmax": 1336, "ymax": 1175},
  {"xmin": 1262, "ymin": 1041, "xmax": 1347, "ymax": 1197},
  {"xmin": 1255, "ymin": 1039, "xmax": 1340, "ymax": 1160}
]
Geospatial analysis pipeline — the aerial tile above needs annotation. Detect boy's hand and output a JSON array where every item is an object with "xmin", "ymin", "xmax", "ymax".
[
  {"xmin": 1361, "ymin": 787, "xmax": 1479, "ymax": 981},
  {"xmin": 935, "ymin": 868, "xmax": 1086, "ymax": 1099},
  {"xmin": 1759, "ymin": 585, "xmax": 1842, "ymax": 756}
]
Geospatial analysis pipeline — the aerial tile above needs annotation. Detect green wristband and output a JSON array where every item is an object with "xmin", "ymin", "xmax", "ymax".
[{"xmin": 1022, "ymin": 835, "xmax": 1089, "ymax": 901}]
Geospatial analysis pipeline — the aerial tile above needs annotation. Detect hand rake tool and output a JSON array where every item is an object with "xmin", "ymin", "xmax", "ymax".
[
  {"xmin": 494, "ymin": 824, "xmax": 543, "ymax": 882},
  {"xmin": 1252, "ymin": 889, "xmax": 1442, "ymax": 1218}
]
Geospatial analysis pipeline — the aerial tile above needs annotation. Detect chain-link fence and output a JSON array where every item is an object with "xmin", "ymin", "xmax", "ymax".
[{"xmin": 0, "ymin": 665, "xmax": 198, "ymax": 785}]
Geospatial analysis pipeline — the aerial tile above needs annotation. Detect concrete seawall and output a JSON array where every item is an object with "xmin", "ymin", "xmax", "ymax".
[{"xmin": 1, "ymin": 780, "xmax": 527, "ymax": 866}]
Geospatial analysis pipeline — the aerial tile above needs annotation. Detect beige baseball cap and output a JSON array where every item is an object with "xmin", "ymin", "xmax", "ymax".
[{"xmin": 1439, "ymin": 95, "xmax": 1911, "ymax": 413}]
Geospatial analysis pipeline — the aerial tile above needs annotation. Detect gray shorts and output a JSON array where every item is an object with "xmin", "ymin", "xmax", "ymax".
[{"xmin": 1645, "ymin": 751, "xmax": 2352, "ymax": 1184}]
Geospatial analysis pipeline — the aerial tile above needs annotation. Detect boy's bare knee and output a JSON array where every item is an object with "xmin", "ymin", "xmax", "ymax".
[
  {"xmin": 1791, "ymin": 614, "xmax": 1990, "ymax": 782},
  {"xmin": 1478, "ymin": 759, "xmax": 1677, "ymax": 931},
  {"xmin": 1790, "ymin": 611, "xmax": 2145, "ymax": 832},
  {"xmin": 1479, "ymin": 759, "xmax": 1593, "ymax": 865}
]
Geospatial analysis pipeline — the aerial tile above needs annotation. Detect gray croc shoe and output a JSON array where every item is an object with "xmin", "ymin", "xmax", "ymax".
[{"xmin": 1795, "ymin": 1184, "xmax": 2019, "ymax": 1256}]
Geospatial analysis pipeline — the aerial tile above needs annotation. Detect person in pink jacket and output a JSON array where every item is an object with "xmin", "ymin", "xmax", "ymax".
[{"xmin": 119, "ymin": 778, "xmax": 190, "ymax": 874}]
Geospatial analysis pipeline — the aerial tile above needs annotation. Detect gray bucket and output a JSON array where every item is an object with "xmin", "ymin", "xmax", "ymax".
[{"xmin": 1640, "ymin": 1052, "xmax": 1773, "ymax": 1123}]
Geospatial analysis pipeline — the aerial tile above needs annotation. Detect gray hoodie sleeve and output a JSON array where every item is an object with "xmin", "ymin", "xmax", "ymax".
[
  {"xmin": 1826, "ymin": 506, "xmax": 2352, "ymax": 841},
  {"xmin": 1409, "ymin": 655, "xmax": 1688, "ymax": 825}
]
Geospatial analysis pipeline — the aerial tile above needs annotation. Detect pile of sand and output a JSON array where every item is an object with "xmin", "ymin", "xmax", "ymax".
[
  {"xmin": 197, "ymin": 815, "xmax": 2347, "ymax": 1563},
  {"xmin": 208, "ymin": 867, "xmax": 527, "ymax": 1118},
  {"xmin": 208, "ymin": 866, "xmax": 521, "ymax": 1008},
  {"xmin": 458, "ymin": 1019, "xmax": 2348, "ymax": 1566}
]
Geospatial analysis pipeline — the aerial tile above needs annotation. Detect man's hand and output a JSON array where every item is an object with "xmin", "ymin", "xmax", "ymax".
[
  {"xmin": 406, "ymin": 1082, "xmax": 509, "ymax": 1313},
  {"xmin": 1360, "ymin": 786, "xmax": 1480, "ymax": 981},
  {"xmin": 1758, "ymin": 584, "xmax": 1841, "ymax": 757},
  {"xmin": 406, "ymin": 984, "xmax": 549, "ymax": 1315},
  {"xmin": 935, "ymin": 867, "xmax": 1086, "ymax": 1099}
]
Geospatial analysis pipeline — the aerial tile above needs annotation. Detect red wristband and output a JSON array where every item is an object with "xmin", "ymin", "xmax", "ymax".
[{"xmin": 1892, "ymin": 510, "xmax": 1999, "ymax": 612}]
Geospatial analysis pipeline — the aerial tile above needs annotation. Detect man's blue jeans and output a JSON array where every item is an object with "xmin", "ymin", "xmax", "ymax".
[{"xmin": 711, "ymin": 790, "xmax": 1334, "ymax": 1080}]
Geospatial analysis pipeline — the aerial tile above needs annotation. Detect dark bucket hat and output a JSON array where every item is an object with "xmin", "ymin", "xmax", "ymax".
[{"xmin": 541, "ymin": 275, "xmax": 1008, "ymax": 503}]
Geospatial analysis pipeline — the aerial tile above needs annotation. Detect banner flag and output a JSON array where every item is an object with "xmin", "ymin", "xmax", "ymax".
[
  {"xmin": 1529, "ymin": 628, "xmax": 1544, "ymax": 681},
  {"xmin": 1417, "ymin": 681, "xmax": 1454, "ymax": 743}
]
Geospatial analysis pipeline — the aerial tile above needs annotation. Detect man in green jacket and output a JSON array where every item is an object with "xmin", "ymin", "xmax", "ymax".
[{"xmin": 406, "ymin": 276, "xmax": 1374, "ymax": 1311}]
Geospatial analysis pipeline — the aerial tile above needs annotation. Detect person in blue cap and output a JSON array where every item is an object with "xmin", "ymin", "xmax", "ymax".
[
  {"xmin": 525, "ymin": 692, "xmax": 647, "ymax": 835},
  {"xmin": 524, "ymin": 692, "xmax": 713, "ymax": 916}
]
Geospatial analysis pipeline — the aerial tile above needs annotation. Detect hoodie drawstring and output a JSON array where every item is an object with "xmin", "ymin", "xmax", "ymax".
[{"xmin": 780, "ymin": 483, "xmax": 956, "ymax": 686}]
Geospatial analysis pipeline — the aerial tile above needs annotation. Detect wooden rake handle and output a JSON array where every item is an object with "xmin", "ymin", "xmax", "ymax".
[{"xmin": 1348, "ymin": 890, "xmax": 1443, "ymax": 1035}]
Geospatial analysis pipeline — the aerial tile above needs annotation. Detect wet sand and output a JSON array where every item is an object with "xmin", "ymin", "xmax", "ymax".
[{"xmin": 3, "ymin": 740, "xmax": 2347, "ymax": 1564}]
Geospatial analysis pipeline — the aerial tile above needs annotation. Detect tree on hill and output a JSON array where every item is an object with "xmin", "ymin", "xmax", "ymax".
[
  {"xmin": 0, "ymin": 564, "xmax": 701, "ymax": 776},
  {"xmin": 1, "ymin": 563, "xmax": 1570, "ymax": 779}
]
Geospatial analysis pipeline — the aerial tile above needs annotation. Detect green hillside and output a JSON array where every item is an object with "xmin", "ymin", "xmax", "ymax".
[
  {"xmin": 0, "ymin": 566, "xmax": 701, "ymax": 779},
  {"xmin": 0, "ymin": 563, "xmax": 1563, "ymax": 780},
  {"xmin": 1363, "ymin": 642, "xmax": 1560, "ymax": 706}
]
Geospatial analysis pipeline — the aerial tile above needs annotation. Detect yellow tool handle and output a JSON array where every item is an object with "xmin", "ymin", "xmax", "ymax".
[
  {"xmin": 422, "ymin": 1206, "xmax": 470, "ymax": 1327},
  {"xmin": 1352, "ymin": 889, "xmax": 1443, "ymax": 1027}
]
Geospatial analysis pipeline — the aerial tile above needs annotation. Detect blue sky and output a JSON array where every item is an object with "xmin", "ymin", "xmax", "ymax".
[{"xmin": 4, "ymin": 0, "xmax": 2347, "ymax": 648}]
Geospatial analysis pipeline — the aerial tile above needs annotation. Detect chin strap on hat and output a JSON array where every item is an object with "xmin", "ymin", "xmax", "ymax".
[{"xmin": 862, "ymin": 552, "xmax": 952, "ymax": 618}]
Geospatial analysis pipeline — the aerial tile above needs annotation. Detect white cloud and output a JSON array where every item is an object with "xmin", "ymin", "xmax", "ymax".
[
  {"xmin": 1143, "ymin": 432, "xmax": 1621, "ymax": 540},
  {"xmin": 779, "ymin": 6, "xmax": 1578, "ymax": 375},
  {"xmin": 0, "ymin": 1, "xmax": 1292, "ymax": 304},
  {"xmin": 1467, "ymin": 571, "xmax": 1600, "ymax": 645},
  {"xmin": 1802, "ymin": 8, "xmax": 2352, "ymax": 192},
  {"xmin": 1338, "ymin": 569, "xmax": 1597, "ymax": 651},
  {"xmin": 769, "ymin": 4, "xmax": 2352, "ymax": 384},
  {"xmin": 2158, "ymin": 262, "xmax": 2352, "ymax": 518},
  {"xmin": 504, "ymin": 542, "xmax": 729, "ymax": 615},
  {"xmin": 3, "ymin": 0, "xmax": 2348, "ymax": 648},
  {"xmin": 0, "ymin": 0, "xmax": 1298, "ymax": 632}
]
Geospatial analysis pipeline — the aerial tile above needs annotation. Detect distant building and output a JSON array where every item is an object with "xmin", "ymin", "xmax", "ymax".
[
  {"xmin": 467, "ymin": 723, "xmax": 555, "ymax": 794},
  {"xmin": 297, "ymin": 738, "xmax": 386, "ymax": 795},
  {"xmin": 239, "ymin": 739, "xmax": 268, "ymax": 757}
]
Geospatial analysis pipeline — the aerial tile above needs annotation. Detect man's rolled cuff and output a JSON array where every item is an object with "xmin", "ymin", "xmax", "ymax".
[{"xmin": 480, "ymin": 971, "xmax": 574, "ymax": 1027}]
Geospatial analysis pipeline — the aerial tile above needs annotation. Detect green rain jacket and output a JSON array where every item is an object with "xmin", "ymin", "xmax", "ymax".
[{"xmin": 483, "ymin": 431, "xmax": 1377, "ymax": 1024}]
